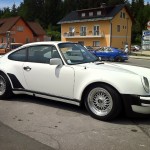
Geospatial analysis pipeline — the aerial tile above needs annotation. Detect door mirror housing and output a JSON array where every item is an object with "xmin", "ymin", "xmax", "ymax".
[{"xmin": 50, "ymin": 58, "xmax": 63, "ymax": 66}]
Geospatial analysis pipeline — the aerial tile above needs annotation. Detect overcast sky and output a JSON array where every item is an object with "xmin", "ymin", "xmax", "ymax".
[{"xmin": 0, "ymin": 0, "xmax": 149, "ymax": 9}]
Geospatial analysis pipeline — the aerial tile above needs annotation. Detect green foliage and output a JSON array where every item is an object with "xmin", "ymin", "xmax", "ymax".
[
  {"xmin": 47, "ymin": 30, "xmax": 61, "ymax": 41},
  {"xmin": 131, "ymin": 0, "xmax": 150, "ymax": 44}
]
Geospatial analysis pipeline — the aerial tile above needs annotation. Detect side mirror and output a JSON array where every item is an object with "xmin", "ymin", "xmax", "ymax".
[{"xmin": 50, "ymin": 58, "xmax": 63, "ymax": 66}]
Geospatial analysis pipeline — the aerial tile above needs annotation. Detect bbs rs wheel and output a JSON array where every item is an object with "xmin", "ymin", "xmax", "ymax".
[
  {"xmin": 84, "ymin": 84, "xmax": 122, "ymax": 121},
  {"xmin": 0, "ymin": 73, "xmax": 13, "ymax": 99}
]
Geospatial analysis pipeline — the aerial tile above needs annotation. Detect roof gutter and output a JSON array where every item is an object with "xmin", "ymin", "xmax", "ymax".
[{"xmin": 58, "ymin": 17, "xmax": 113, "ymax": 24}]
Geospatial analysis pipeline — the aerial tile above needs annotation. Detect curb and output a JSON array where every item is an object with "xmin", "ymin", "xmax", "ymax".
[{"xmin": 129, "ymin": 55, "xmax": 150, "ymax": 60}]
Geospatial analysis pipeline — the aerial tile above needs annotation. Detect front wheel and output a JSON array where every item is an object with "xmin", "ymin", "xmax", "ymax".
[
  {"xmin": 84, "ymin": 84, "xmax": 122, "ymax": 121},
  {"xmin": 0, "ymin": 73, "xmax": 13, "ymax": 99}
]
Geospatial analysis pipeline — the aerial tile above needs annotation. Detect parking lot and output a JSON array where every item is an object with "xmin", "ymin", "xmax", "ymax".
[{"xmin": 0, "ymin": 58, "xmax": 150, "ymax": 150}]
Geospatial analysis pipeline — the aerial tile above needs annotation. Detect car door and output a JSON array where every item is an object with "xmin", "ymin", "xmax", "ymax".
[{"xmin": 23, "ymin": 45, "xmax": 75, "ymax": 99}]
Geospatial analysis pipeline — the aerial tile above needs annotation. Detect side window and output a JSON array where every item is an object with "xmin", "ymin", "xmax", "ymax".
[
  {"xmin": 8, "ymin": 48, "xmax": 27, "ymax": 61},
  {"xmin": 28, "ymin": 45, "xmax": 60, "ymax": 64}
]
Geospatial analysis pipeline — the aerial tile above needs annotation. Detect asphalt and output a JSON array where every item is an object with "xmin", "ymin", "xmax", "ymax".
[
  {"xmin": 0, "ymin": 121, "xmax": 55, "ymax": 150},
  {"xmin": 129, "ymin": 50, "xmax": 150, "ymax": 60},
  {"xmin": 0, "ymin": 49, "xmax": 150, "ymax": 150}
]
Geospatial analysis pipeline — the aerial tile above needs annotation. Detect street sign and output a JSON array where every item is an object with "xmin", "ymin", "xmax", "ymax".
[{"xmin": 142, "ymin": 30, "xmax": 150, "ymax": 50}]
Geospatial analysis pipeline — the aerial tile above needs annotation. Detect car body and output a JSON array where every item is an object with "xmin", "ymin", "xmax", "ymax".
[
  {"xmin": 0, "ymin": 43, "xmax": 23, "ymax": 55},
  {"xmin": 131, "ymin": 45, "xmax": 141, "ymax": 51},
  {"xmin": 0, "ymin": 42, "xmax": 150, "ymax": 121},
  {"xmin": 89, "ymin": 47, "xmax": 128, "ymax": 62}
]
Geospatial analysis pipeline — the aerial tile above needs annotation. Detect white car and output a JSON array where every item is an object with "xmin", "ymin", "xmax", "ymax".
[{"xmin": 0, "ymin": 42, "xmax": 150, "ymax": 121}]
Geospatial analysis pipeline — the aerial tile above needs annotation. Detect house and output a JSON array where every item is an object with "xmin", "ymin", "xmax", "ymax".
[
  {"xmin": 0, "ymin": 16, "xmax": 46, "ymax": 44},
  {"xmin": 58, "ymin": 4, "xmax": 133, "ymax": 49}
]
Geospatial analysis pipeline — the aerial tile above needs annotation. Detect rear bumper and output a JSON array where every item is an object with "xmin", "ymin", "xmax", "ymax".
[{"xmin": 122, "ymin": 95, "xmax": 150, "ymax": 117}]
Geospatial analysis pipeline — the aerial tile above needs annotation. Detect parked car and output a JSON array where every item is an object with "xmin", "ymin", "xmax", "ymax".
[
  {"xmin": 0, "ymin": 43, "xmax": 23, "ymax": 55},
  {"xmin": 85, "ymin": 46, "xmax": 95, "ymax": 51},
  {"xmin": 0, "ymin": 42, "xmax": 150, "ymax": 121},
  {"xmin": 89, "ymin": 47, "xmax": 128, "ymax": 62},
  {"xmin": 131, "ymin": 45, "xmax": 141, "ymax": 51}
]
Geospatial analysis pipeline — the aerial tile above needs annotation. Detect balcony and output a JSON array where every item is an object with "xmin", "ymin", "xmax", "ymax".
[{"xmin": 63, "ymin": 31, "xmax": 104, "ymax": 38}]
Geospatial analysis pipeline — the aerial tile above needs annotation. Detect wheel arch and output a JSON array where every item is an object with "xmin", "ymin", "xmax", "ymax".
[
  {"xmin": 80, "ymin": 81, "xmax": 123, "ymax": 106},
  {"xmin": 0, "ymin": 70, "xmax": 13, "ymax": 88}
]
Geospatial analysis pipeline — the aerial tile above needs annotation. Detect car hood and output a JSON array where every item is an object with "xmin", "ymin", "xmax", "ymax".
[{"xmin": 79, "ymin": 62, "xmax": 150, "ymax": 77}]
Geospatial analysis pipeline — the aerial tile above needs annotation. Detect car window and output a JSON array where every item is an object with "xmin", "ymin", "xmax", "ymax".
[
  {"xmin": 8, "ymin": 48, "xmax": 27, "ymax": 61},
  {"xmin": 28, "ymin": 45, "xmax": 60, "ymax": 64}
]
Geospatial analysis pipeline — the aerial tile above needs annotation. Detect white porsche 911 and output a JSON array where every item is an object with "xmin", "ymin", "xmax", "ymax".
[{"xmin": 0, "ymin": 42, "xmax": 150, "ymax": 121}]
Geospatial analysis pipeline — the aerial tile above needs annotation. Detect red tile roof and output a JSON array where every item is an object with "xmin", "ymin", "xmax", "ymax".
[
  {"xmin": 0, "ymin": 16, "xmax": 46, "ymax": 36},
  {"xmin": 27, "ymin": 22, "xmax": 46, "ymax": 35},
  {"xmin": 0, "ymin": 16, "xmax": 20, "ymax": 34}
]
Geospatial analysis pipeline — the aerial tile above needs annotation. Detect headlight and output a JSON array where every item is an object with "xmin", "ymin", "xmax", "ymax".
[{"xmin": 142, "ymin": 77, "xmax": 149, "ymax": 93}]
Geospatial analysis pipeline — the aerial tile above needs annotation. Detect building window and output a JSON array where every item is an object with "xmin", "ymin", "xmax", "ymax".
[
  {"xmin": 93, "ymin": 25, "xmax": 99, "ymax": 35},
  {"xmin": 120, "ymin": 12, "xmax": 123, "ymax": 18},
  {"xmin": 123, "ymin": 25, "xmax": 124, "ymax": 29},
  {"xmin": 117, "ymin": 25, "xmax": 120, "ymax": 32},
  {"xmin": 1, "ymin": 37, "xmax": 4, "ymax": 43},
  {"xmin": 93, "ymin": 41, "xmax": 100, "ymax": 47},
  {"xmin": 78, "ymin": 41, "xmax": 84, "ymax": 46},
  {"xmin": 69, "ymin": 26, "xmax": 75, "ymax": 36},
  {"xmin": 80, "ymin": 26, "xmax": 86, "ymax": 36},
  {"xmin": 123, "ymin": 13, "xmax": 125, "ymax": 18},
  {"xmin": 81, "ymin": 13, "xmax": 86, "ymax": 17},
  {"xmin": 17, "ymin": 26, "xmax": 24, "ymax": 32},
  {"xmin": 97, "ymin": 11, "xmax": 101, "ymax": 16},
  {"xmin": 89, "ymin": 12, "xmax": 93, "ymax": 17}
]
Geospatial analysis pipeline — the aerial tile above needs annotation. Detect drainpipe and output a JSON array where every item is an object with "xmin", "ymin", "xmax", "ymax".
[{"xmin": 109, "ymin": 20, "xmax": 112, "ymax": 47}]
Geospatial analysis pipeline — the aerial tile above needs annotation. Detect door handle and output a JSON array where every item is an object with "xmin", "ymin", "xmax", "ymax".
[{"xmin": 23, "ymin": 66, "xmax": 31, "ymax": 71}]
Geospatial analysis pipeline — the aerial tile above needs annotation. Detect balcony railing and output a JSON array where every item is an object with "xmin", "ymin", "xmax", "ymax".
[{"xmin": 63, "ymin": 31, "xmax": 104, "ymax": 38}]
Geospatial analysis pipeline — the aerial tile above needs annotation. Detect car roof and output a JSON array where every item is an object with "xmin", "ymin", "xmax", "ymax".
[{"xmin": 21, "ymin": 41, "xmax": 71, "ymax": 48}]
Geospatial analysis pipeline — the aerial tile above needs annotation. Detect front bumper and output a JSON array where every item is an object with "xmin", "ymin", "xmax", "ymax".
[{"xmin": 122, "ymin": 95, "xmax": 150, "ymax": 117}]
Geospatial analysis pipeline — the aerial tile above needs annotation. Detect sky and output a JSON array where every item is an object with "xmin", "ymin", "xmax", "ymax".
[
  {"xmin": 0, "ymin": 0, "xmax": 23, "ymax": 9},
  {"xmin": 0, "ymin": 0, "xmax": 149, "ymax": 9}
]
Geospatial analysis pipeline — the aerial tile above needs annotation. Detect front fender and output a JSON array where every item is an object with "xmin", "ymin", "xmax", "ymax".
[{"xmin": 73, "ymin": 68, "xmax": 147, "ymax": 101}]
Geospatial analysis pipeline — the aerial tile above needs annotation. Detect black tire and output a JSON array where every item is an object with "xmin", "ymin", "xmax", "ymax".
[
  {"xmin": 84, "ymin": 84, "xmax": 122, "ymax": 121},
  {"xmin": 115, "ymin": 56, "xmax": 122, "ymax": 62},
  {"xmin": 0, "ymin": 73, "xmax": 13, "ymax": 99}
]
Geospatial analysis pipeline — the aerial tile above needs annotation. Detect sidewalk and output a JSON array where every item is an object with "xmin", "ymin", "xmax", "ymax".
[{"xmin": 129, "ymin": 50, "xmax": 150, "ymax": 60}]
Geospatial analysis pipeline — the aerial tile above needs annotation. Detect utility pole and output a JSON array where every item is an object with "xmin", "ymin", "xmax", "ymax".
[{"xmin": 6, "ymin": 31, "xmax": 11, "ymax": 52}]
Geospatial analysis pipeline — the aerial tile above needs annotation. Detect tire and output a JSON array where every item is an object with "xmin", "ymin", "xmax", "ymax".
[
  {"xmin": 115, "ymin": 56, "xmax": 122, "ymax": 62},
  {"xmin": 0, "ymin": 73, "xmax": 13, "ymax": 99},
  {"xmin": 84, "ymin": 84, "xmax": 122, "ymax": 121}
]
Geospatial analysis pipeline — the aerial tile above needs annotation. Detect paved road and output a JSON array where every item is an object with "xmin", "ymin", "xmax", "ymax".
[
  {"xmin": 0, "ymin": 57, "xmax": 150, "ymax": 150},
  {"xmin": 0, "ymin": 120, "xmax": 54, "ymax": 150},
  {"xmin": 124, "ymin": 57, "xmax": 150, "ymax": 68}
]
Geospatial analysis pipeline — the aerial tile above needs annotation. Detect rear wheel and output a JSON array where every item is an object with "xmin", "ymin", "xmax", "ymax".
[
  {"xmin": 0, "ymin": 73, "xmax": 13, "ymax": 99},
  {"xmin": 84, "ymin": 84, "xmax": 122, "ymax": 121},
  {"xmin": 115, "ymin": 56, "xmax": 122, "ymax": 62}
]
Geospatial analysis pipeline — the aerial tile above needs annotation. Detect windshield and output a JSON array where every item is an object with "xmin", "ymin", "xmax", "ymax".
[{"xmin": 58, "ymin": 43, "xmax": 98, "ymax": 64}]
